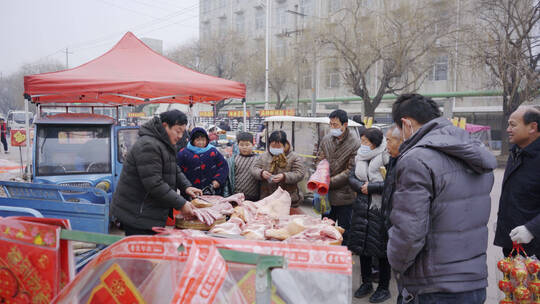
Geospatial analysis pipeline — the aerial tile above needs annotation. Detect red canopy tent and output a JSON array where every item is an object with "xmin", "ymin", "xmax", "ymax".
[{"xmin": 23, "ymin": 32, "xmax": 246, "ymax": 105}]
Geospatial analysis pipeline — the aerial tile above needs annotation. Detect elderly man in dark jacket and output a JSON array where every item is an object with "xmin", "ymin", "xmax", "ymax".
[
  {"xmin": 317, "ymin": 109, "xmax": 361, "ymax": 245},
  {"xmin": 348, "ymin": 125, "xmax": 402, "ymax": 302},
  {"xmin": 388, "ymin": 94, "xmax": 496, "ymax": 304},
  {"xmin": 495, "ymin": 107, "xmax": 540, "ymax": 257},
  {"xmin": 112, "ymin": 110, "xmax": 202, "ymax": 236}
]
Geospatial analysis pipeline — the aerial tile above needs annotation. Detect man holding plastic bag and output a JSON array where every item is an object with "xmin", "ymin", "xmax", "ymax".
[{"xmin": 316, "ymin": 109, "xmax": 360, "ymax": 246}]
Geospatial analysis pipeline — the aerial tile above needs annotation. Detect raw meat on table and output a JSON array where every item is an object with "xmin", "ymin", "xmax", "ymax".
[{"xmin": 209, "ymin": 217, "xmax": 244, "ymax": 235}]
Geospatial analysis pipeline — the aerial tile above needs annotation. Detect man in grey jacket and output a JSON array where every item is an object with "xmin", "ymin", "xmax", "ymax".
[{"xmin": 388, "ymin": 94, "xmax": 496, "ymax": 304}]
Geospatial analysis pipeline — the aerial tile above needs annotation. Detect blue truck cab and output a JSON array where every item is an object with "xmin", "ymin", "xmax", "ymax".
[{"xmin": 32, "ymin": 113, "xmax": 139, "ymax": 204}]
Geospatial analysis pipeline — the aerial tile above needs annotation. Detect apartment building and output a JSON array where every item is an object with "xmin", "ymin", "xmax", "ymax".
[{"xmin": 199, "ymin": 0, "xmax": 522, "ymax": 143}]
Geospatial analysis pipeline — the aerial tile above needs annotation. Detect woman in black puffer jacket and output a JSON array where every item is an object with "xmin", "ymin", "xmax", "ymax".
[{"xmin": 348, "ymin": 128, "xmax": 390, "ymax": 303}]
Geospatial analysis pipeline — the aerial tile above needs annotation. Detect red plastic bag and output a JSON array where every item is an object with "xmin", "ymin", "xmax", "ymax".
[{"xmin": 307, "ymin": 160, "xmax": 330, "ymax": 195}]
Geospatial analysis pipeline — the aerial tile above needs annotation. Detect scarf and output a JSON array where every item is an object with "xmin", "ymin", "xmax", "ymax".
[
  {"xmin": 354, "ymin": 140, "xmax": 389, "ymax": 210},
  {"xmin": 187, "ymin": 142, "xmax": 214, "ymax": 154},
  {"xmin": 269, "ymin": 153, "xmax": 288, "ymax": 174}
]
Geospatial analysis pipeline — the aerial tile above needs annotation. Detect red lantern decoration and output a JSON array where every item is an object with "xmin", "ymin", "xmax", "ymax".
[
  {"xmin": 498, "ymin": 258, "xmax": 513, "ymax": 275},
  {"xmin": 499, "ymin": 278, "xmax": 514, "ymax": 293},
  {"xmin": 529, "ymin": 280, "xmax": 540, "ymax": 295},
  {"xmin": 512, "ymin": 258, "xmax": 529, "ymax": 283},
  {"xmin": 514, "ymin": 285, "xmax": 532, "ymax": 302}
]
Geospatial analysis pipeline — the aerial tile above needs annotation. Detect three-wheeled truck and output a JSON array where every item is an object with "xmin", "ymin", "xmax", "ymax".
[{"xmin": 0, "ymin": 108, "xmax": 138, "ymax": 234}]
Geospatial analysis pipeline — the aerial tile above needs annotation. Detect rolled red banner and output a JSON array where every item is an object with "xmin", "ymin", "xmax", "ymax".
[{"xmin": 307, "ymin": 160, "xmax": 330, "ymax": 195}]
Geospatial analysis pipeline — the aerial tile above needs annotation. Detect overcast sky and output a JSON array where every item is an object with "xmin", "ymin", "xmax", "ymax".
[{"xmin": 0, "ymin": 0, "xmax": 199, "ymax": 75}]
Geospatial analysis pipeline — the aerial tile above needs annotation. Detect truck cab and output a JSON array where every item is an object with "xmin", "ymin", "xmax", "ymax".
[{"xmin": 32, "ymin": 113, "xmax": 138, "ymax": 204}]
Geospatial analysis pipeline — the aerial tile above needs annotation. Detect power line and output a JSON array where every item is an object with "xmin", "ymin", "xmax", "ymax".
[
  {"xmin": 95, "ymin": 0, "xmax": 161, "ymax": 19},
  {"xmin": 67, "ymin": 3, "xmax": 199, "ymax": 51}
]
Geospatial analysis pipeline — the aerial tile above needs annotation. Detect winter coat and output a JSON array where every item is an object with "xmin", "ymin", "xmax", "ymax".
[
  {"xmin": 252, "ymin": 150, "xmax": 305, "ymax": 207},
  {"xmin": 317, "ymin": 128, "xmax": 361, "ymax": 206},
  {"xmin": 230, "ymin": 153, "xmax": 260, "ymax": 201},
  {"xmin": 380, "ymin": 158, "xmax": 398, "ymax": 232},
  {"xmin": 111, "ymin": 117, "xmax": 192, "ymax": 230},
  {"xmin": 387, "ymin": 117, "xmax": 496, "ymax": 296},
  {"xmin": 495, "ymin": 137, "xmax": 540, "ymax": 256},
  {"xmin": 177, "ymin": 143, "xmax": 229, "ymax": 195},
  {"xmin": 348, "ymin": 141, "xmax": 389, "ymax": 257}
]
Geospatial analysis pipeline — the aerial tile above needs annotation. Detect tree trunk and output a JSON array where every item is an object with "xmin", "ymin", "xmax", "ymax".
[
  {"xmin": 275, "ymin": 91, "xmax": 281, "ymax": 110},
  {"xmin": 363, "ymin": 99, "xmax": 376, "ymax": 118}
]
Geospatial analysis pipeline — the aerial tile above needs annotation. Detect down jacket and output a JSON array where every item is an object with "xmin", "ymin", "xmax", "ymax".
[
  {"xmin": 348, "ymin": 140, "xmax": 389, "ymax": 257},
  {"xmin": 111, "ymin": 117, "xmax": 192, "ymax": 230},
  {"xmin": 387, "ymin": 117, "xmax": 496, "ymax": 295},
  {"xmin": 317, "ymin": 128, "xmax": 361, "ymax": 206}
]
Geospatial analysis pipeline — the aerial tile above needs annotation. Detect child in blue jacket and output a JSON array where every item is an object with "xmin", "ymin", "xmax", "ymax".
[{"xmin": 177, "ymin": 127, "xmax": 229, "ymax": 195}]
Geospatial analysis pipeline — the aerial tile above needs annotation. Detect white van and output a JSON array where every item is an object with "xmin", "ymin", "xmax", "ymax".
[{"xmin": 7, "ymin": 110, "xmax": 33, "ymax": 132}]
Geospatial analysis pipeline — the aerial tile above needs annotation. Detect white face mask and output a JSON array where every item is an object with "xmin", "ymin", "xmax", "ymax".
[
  {"xmin": 359, "ymin": 144, "xmax": 372, "ymax": 155},
  {"xmin": 269, "ymin": 148, "xmax": 284, "ymax": 155},
  {"xmin": 330, "ymin": 128, "xmax": 343, "ymax": 137}
]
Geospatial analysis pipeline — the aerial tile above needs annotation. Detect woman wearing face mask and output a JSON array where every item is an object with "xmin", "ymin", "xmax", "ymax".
[
  {"xmin": 177, "ymin": 127, "xmax": 229, "ymax": 195},
  {"xmin": 252, "ymin": 130, "xmax": 305, "ymax": 208},
  {"xmin": 348, "ymin": 128, "xmax": 391, "ymax": 303}
]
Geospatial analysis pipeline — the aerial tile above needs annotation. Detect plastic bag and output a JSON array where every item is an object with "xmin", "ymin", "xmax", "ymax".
[
  {"xmin": 312, "ymin": 193, "xmax": 331, "ymax": 216},
  {"xmin": 496, "ymin": 242, "xmax": 540, "ymax": 303},
  {"xmin": 307, "ymin": 160, "xmax": 330, "ymax": 195}
]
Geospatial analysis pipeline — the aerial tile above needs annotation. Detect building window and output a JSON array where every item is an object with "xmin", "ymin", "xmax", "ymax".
[
  {"xmin": 201, "ymin": 0, "xmax": 211, "ymax": 14},
  {"xmin": 219, "ymin": 17, "xmax": 227, "ymax": 37},
  {"xmin": 362, "ymin": 0, "xmax": 375, "ymax": 8},
  {"xmin": 276, "ymin": 5, "xmax": 287, "ymax": 29},
  {"xmin": 235, "ymin": 13, "xmax": 245, "ymax": 34},
  {"xmin": 276, "ymin": 38, "xmax": 286, "ymax": 57},
  {"xmin": 202, "ymin": 22, "xmax": 211, "ymax": 39},
  {"xmin": 328, "ymin": 0, "xmax": 341, "ymax": 13},
  {"xmin": 302, "ymin": 73, "xmax": 312, "ymax": 89},
  {"xmin": 301, "ymin": 0, "xmax": 314, "ymax": 16},
  {"xmin": 218, "ymin": 0, "xmax": 227, "ymax": 9},
  {"xmin": 428, "ymin": 55, "xmax": 448, "ymax": 81},
  {"xmin": 255, "ymin": 8, "xmax": 264, "ymax": 30},
  {"xmin": 326, "ymin": 72, "xmax": 341, "ymax": 88}
]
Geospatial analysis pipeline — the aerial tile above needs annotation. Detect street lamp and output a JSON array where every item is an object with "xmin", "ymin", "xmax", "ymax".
[{"xmin": 265, "ymin": 0, "xmax": 270, "ymax": 110}]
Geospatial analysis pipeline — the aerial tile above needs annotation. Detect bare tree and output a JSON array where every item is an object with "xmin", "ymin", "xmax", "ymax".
[
  {"xmin": 166, "ymin": 39, "xmax": 211, "ymax": 74},
  {"xmin": 0, "ymin": 60, "xmax": 64, "ymax": 113},
  {"xmin": 320, "ymin": 0, "xmax": 456, "ymax": 117},
  {"xmin": 166, "ymin": 32, "xmax": 248, "ymax": 115},
  {"xmin": 466, "ymin": 0, "xmax": 539, "ymax": 152}
]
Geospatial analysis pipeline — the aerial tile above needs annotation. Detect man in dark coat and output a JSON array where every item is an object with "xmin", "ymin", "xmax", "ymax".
[
  {"xmin": 388, "ymin": 94, "xmax": 496, "ymax": 304},
  {"xmin": 111, "ymin": 110, "xmax": 202, "ymax": 236},
  {"xmin": 495, "ymin": 107, "xmax": 540, "ymax": 257}
]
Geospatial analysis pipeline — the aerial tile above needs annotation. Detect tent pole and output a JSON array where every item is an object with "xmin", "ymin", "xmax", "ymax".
[
  {"xmin": 24, "ymin": 97, "xmax": 31, "ymax": 178},
  {"xmin": 242, "ymin": 98, "xmax": 247, "ymax": 132}
]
